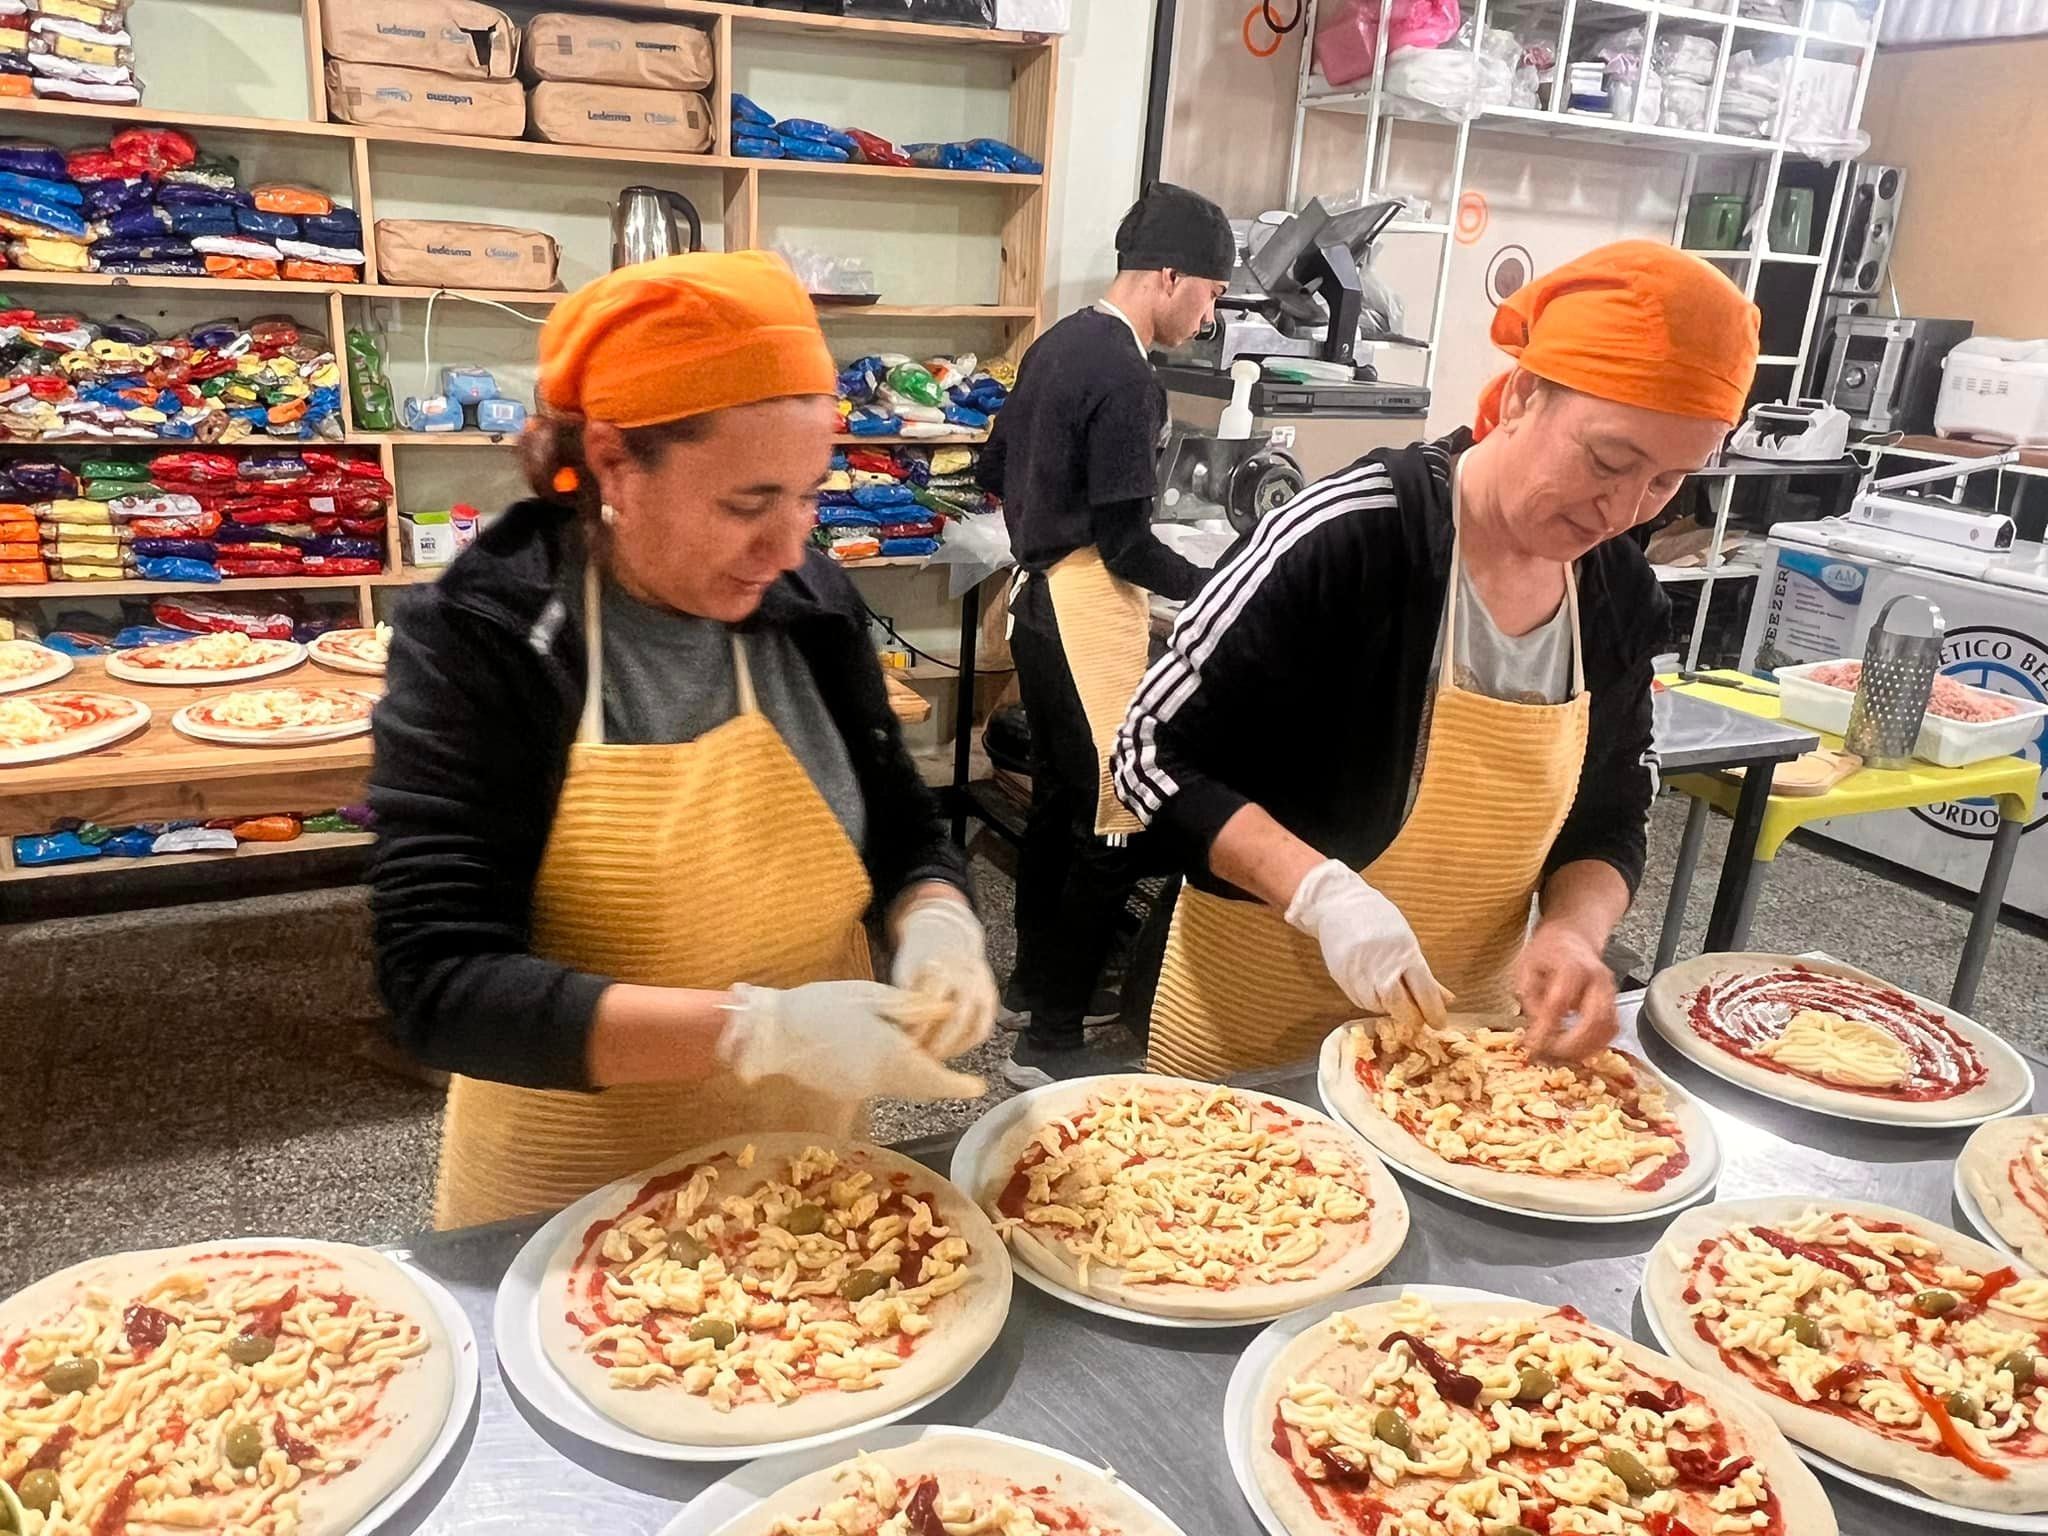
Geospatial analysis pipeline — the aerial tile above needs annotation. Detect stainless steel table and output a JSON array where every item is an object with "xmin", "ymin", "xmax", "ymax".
[{"xmin": 379, "ymin": 1009, "xmax": 2046, "ymax": 1536}]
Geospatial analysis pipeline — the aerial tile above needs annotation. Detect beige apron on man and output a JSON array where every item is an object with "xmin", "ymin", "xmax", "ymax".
[
  {"xmin": 434, "ymin": 561, "xmax": 874, "ymax": 1228},
  {"xmin": 1146, "ymin": 456, "xmax": 1593, "ymax": 1080},
  {"xmin": 1042, "ymin": 548, "xmax": 1152, "ymax": 836}
]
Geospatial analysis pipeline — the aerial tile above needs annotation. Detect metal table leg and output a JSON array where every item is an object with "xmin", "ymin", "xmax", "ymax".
[
  {"xmin": 949, "ymin": 580, "xmax": 982, "ymax": 846},
  {"xmin": 1656, "ymin": 795, "xmax": 1712, "ymax": 972},
  {"xmin": 1954, "ymin": 812, "xmax": 2024, "ymax": 1011},
  {"xmin": 1704, "ymin": 761, "xmax": 1775, "ymax": 951}
]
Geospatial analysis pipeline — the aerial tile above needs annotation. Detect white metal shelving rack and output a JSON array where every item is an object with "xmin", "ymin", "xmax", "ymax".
[{"xmin": 1284, "ymin": 0, "xmax": 1887, "ymax": 667}]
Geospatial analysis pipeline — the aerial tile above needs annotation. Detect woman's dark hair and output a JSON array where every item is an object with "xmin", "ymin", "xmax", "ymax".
[{"xmin": 521, "ymin": 413, "xmax": 713, "ymax": 517}]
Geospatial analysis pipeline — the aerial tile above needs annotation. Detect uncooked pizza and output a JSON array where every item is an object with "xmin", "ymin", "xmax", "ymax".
[
  {"xmin": 0, "ymin": 641, "xmax": 68, "ymax": 693},
  {"xmin": 1646, "ymin": 953, "xmax": 2031, "ymax": 1123},
  {"xmin": 713, "ymin": 1432, "xmax": 1185, "ymax": 1536},
  {"xmin": 1321, "ymin": 1017, "xmax": 1715, "ymax": 1216},
  {"xmin": 1646, "ymin": 1196, "xmax": 2048, "ymax": 1513},
  {"xmin": 1961, "ymin": 1116, "xmax": 2048, "ymax": 1269},
  {"xmin": 1254, "ymin": 1291, "xmax": 1833, "ymax": 1536},
  {"xmin": 0, "ymin": 1240, "xmax": 453, "ymax": 1536},
  {"xmin": 181, "ymin": 688, "xmax": 373, "ymax": 737},
  {"xmin": 541, "ymin": 1134, "xmax": 1010, "ymax": 1446},
  {"xmin": 308, "ymin": 625, "xmax": 389, "ymax": 676},
  {"xmin": 113, "ymin": 632, "xmax": 299, "ymax": 676},
  {"xmin": 981, "ymin": 1075, "xmax": 1408, "ymax": 1320},
  {"xmin": 0, "ymin": 691, "xmax": 144, "ymax": 757}
]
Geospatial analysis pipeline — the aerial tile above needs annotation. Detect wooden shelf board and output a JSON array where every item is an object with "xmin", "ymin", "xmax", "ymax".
[
  {"xmin": 0, "ymin": 572, "xmax": 418, "ymax": 599},
  {"xmin": 836, "ymin": 432, "xmax": 989, "ymax": 446},
  {"xmin": 680, "ymin": 0, "xmax": 1050, "ymax": 47},
  {"xmin": 0, "ymin": 437, "xmax": 386, "ymax": 451},
  {"xmin": 361, "ymin": 284, "xmax": 565, "ymax": 305},
  {"xmin": 0, "ymin": 97, "xmax": 353, "ymax": 140},
  {"xmin": 361, "ymin": 432, "xmax": 519, "ymax": 448},
  {"xmin": 835, "ymin": 554, "xmax": 935, "ymax": 570},
  {"xmin": 0, "ymin": 270, "xmax": 366, "ymax": 298},
  {"xmin": 0, "ymin": 829, "xmax": 374, "ymax": 883},
  {"xmin": 816, "ymin": 304, "xmax": 1037, "ymax": 319},
  {"xmin": 1887, "ymin": 436, "xmax": 2048, "ymax": 474}
]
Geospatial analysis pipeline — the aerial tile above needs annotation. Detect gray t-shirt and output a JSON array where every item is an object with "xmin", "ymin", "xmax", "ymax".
[{"xmin": 573, "ymin": 572, "xmax": 867, "ymax": 851}]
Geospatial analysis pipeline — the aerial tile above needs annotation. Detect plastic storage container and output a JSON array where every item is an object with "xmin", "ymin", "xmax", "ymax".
[
  {"xmin": 1935, "ymin": 337, "xmax": 2048, "ymax": 448},
  {"xmin": 1776, "ymin": 658, "xmax": 2048, "ymax": 766}
]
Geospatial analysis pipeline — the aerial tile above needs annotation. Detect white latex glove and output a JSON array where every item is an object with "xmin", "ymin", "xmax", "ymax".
[
  {"xmin": 888, "ymin": 896, "xmax": 998, "ymax": 1060},
  {"xmin": 718, "ymin": 980, "xmax": 986, "ymax": 1103},
  {"xmin": 1283, "ymin": 859, "xmax": 1450, "ymax": 1034}
]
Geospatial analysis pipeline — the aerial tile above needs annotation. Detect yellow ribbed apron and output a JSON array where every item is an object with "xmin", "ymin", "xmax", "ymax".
[
  {"xmin": 433, "ymin": 563, "xmax": 874, "ymax": 1229},
  {"xmin": 1042, "ymin": 547, "xmax": 1151, "ymax": 836},
  {"xmin": 1146, "ymin": 456, "xmax": 1592, "ymax": 1079}
]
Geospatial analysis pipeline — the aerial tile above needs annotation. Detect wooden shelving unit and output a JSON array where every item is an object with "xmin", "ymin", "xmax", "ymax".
[{"xmin": 0, "ymin": 1, "xmax": 1057, "ymax": 619}]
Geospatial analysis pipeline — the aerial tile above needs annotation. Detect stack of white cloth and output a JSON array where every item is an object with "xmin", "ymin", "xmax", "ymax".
[
  {"xmin": 1718, "ymin": 50, "xmax": 1789, "ymax": 138},
  {"xmin": 1654, "ymin": 33, "xmax": 1719, "ymax": 132}
]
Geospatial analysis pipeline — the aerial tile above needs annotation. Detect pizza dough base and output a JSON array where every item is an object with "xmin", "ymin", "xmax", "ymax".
[
  {"xmin": 539, "ymin": 1133, "xmax": 1012, "ymax": 1447},
  {"xmin": 0, "ymin": 1238, "xmax": 455, "ymax": 1536},
  {"xmin": 1645, "ymin": 1195, "xmax": 2048, "ymax": 1514},
  {"xmin": 980, "ymin": 1073, "xmax": 1410, "ymax": 1321},
  {"xmin": 309, "ymin": 631, "xmax": 386, "ymax": 676},
  {"xmin": 1643, "ymin": 953, "xmax": 2033, "ymax": 1124},
  {"xmin": 103, "ymin": 641, "xmax": 305, "ymax": 687},
  {"xmin": 1961, "ymin": 1116, "xmax": 2048, "ymax": 1269},
  {"xmin": 1320, "ymin": 1020, "xmax": 1719, "ymax": 1216},
  {"xmin": 712, "ymin": 1431, "xmax": 1184, "ymax": 1536},
  {"xmin": 0, "ymin": 693, "xmax": 148, "ymax": 766},
  {"xmin": 1251, "ymin": 1296, "xmax": 1836, "ymax": 1536}
]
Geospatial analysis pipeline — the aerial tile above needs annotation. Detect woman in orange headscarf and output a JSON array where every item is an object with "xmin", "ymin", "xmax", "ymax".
[
  {"xmin": 1114, "ymin": 241, "xmax": 1760, "ymax": 1076},
  {"xmin": 369, "ymin": 252, "xmax": 997, "ymax": 1228}
]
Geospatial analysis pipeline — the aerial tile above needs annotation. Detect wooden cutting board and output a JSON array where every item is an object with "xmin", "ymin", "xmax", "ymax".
[{"xmin": 1729, "ymin": 748, "xmax": 1862, "ymax": 796}]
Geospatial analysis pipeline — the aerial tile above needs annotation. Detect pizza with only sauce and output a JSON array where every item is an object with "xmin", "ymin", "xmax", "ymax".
[
  {"xmin": 0, "ymin": 1240, "xmax": 453, "ymax": 1536},
  {"xmin": 1254, "ymin": 1292, "xmax": 1833, "ymax": 1536},
  {"xmin": 540, "ymin": 1134, "xmax": 1010, "ymax": 1447},
  {"xmin": 1961, "ymin": 1115, "xmax": 2048, "ymax": 1270},
  {"xmin": 1646, "ymin": 1196, "xmax": 2048, "ymax": 1513},
  {"xmin": 1321, "ymin": 1017, "xmax": 1716, "ymax": 1216},
  {"xmin": 980, "ymin": 1075, "xmax": 1408, "ymax": 1320}
]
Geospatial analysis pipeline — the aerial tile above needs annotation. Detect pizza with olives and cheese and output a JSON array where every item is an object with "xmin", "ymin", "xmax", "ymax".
[
  {"xmin": 540, "ymin": 1134, "xmax": 1011, "ymax": 1447},
  {"xmin": 1644, "ymin": 953, "xmax": 2031, "ymax": 1124},
  {"xmin": 107, "ymin": 632, "xmax": 303, "ymax": 684},
  {"xmin": 0, "ymin": 1240, "xmax": 453, "ymax": 1536},
  {"xmin": 711, "ymin": 1432, "xmax": 1186, "ymax": 1536},
  {"xmin": 1646, "ymin": 1196, "xmax": 2048, "ymax": 1513},
  {"xmin": 0, "ymin": 640, "xmax": 68, "ymax": 694},
  {"xmin": 175, "ymin": 687, "xmax": 375, "ymax": 743},
  {"xmin": 1254, "ymin": 1292, "xmax": 1833, "ymax": 1536},
  {"xmin": 980, "ymin": 1075, "xmax": 1408, "ymax": 1321},
  {"xmin": 1960, "ymin": 1116, "xmax": 2048, "ymax": 1271},
  {"xmin": 0, "ymin": 691, "xmax": 146, "ymax": 763},
  {"xmin": 307, "ymin": 625, "xmax": 389, "ymax": 677},
  {"xmin": 1321, "ymin": 1017, "xmax": 1717, "ymax": 1217}
]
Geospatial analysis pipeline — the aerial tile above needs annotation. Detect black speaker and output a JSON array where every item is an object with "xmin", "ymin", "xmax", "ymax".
[
  {"xmin": 1806, "ymin": 293, "xmax": 1875, "ymax": 395},
  {"xmin": 1828, "ymin": 162, "xmax": 1905, "ymax": 297}
]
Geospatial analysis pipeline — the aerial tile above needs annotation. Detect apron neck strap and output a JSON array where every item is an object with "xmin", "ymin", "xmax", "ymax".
[
  {"xmin": 731, "ymin": 632, "xmax": 758, "ymax": 716},
  {"xmin": 1444, "ymin": 453, "xmax": 1586, "ymax": 698},
  {"xmin": 579, "ymin": 556, "xmax": 606, "ymax": 745}
]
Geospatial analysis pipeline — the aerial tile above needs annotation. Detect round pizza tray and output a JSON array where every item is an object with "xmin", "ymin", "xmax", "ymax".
[
  {"xmin": 495, "ymin": 1166, "xmax": 1003, "ymax": 1464},
  {"xmin": 0, "ymin": 643, "xmax": 71, "ymax": 695},
  {"xmin": 350, "ymin": 1250, "xmax": 480, "ymax": 1536},
  {"xmin": 948, "ymin": 1072, "xmax": 1401, "ymax": 1331},
  {"xmin": 1638, "ymin": 1273, "xmax": 2048, "ymax": 1532},
  {"xmin": 1224, "ymin": 1282, "xmax": 1501, "ymax": 1536},
  {"xmin": 662, "ymin": 1423, "xmax": 1194, "ymax": 1536},
  {"xmin": 170, "ymin": 691, "xmax": 375, "ymax": 747},
  {"xmin": 0, "ymin": 695, "xmax": 149, "ymax": 767},
  {"xmin": 1314, "ymin": 1029, "xmax": 1722, "ymax": 1227},
  {"xmin": 1952, "ymin": 1159, "xmax": 2025, "ymax": 1263},
  {"xmin": 105, "ymin": 641, "xmax": 306, "ymax": 687},
  {"xmin": 309, "ymin": 631, "xmax": 387, "ymax": 676},
  {"xmin": 1641, "ymin": 953, "xmax": 2036, "ymax": 1129}
]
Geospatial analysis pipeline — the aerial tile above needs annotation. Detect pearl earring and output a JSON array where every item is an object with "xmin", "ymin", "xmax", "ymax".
[{"xmin": 600, "ymin": 503, "xmax": 619, "ymax": 526}]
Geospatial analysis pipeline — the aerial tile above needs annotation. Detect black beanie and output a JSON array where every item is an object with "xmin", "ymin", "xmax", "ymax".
[{"xmin": 1115, "ymin": 182, "xmax": 1236, "ymax": 282}]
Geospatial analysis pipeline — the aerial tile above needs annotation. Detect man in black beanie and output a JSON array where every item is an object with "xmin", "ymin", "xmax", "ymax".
[{"xmin": 977, "ymin": 181, "xmax": 1236, "ymax": 1087}]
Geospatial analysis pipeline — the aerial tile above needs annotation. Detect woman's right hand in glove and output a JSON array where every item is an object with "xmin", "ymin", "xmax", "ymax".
[
  {"xmin": 718, "ymin": 980, "xmax": 986, "ymax": 1103},
  {"xmin": 1283, "ymin": 859, "xmax": 1450, "ymax": 1034}
]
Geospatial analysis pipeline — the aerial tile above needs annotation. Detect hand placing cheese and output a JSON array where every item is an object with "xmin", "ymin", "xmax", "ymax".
[
  {"xmin": 887, "ymin": 888, "xmax": 998, "ymax": 1061},
  {"xmin": 1285, "ymin": 858, "xmax": 1449, "ymax": 1034},
  {"xmin": 721, "ymin": 980, "xmax": 987, "ymax": 1103},
  {"xmin": 1517, "ymin": 919, "xmax": 1620, "ymax": 1062}
]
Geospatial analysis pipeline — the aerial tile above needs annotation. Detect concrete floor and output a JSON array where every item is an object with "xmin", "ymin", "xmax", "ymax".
[{"xmin": 4, "ymin": 792, "xmax": 2045, "ymax": 1295}]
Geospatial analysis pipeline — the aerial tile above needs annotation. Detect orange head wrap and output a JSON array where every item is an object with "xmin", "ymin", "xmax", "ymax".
[
  {"xmin": 538, "ymin": 250, "xmax": 836, "ymax": 428},
  {"xmin": 1472, "ymin": 240, "xmax": 1761, "ymax": 441}
]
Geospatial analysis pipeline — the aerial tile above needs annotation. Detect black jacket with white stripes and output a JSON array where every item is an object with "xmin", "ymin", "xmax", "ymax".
[{"xmin": 1111, "ymin": 431, "xmax": 1668, "ymax": 901}]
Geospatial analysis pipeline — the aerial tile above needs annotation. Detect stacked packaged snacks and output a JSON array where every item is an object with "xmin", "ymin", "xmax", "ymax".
[
  {"xmin": 0, "ymin": 496, "xmax": 41, "ymax": 581},
  {"xmin": 0, "ymin": 0, "xmax": 141, "ymax": 106},
  {"xmin": 729, "ymin": 94, "xmax": 1041, "ymax": 173},
  {"xmin": 0, "ymin": 129, "xmax": 364, "ymax": 280},
  {"xmin": 0, "ymin": 310, "xmax": 345, "ymax": 443},
  {"xmin": 12, "ymin": 802, "xmax": 373, "ymax": 866},
  {"xmin": 812, "ymin": 444, "xmax": 994, "ymax": 563},
  {"xmin": 836, "ymin": 351, "xmax": 1008, "ymax": 439}
]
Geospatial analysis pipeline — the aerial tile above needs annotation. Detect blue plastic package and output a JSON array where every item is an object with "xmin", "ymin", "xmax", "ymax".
[
  {"xmin": 731, "ymin": 92, "xmax": 775, "ymax": 127},
  {"xmin": 135, "ymin": 556, "xmax": 221, "ymax": 584},
  {"xmin": 12, "ymin": 832, "xmax": 101, "ymax": 867},
  {"xmin": 301, "ymin": 210, "xmax": 361, "ymax": 244},
  {"xmin": 0, "ymin": 189, "xmax": 90, "ymax": 239},
  {"xmin": 733, "ymin": 133, "xmax": 785, "ymax": 160},
  {"xmin": 777, "ymin": 119, "xmax": 856, "ymax": 151},
  {"xmin": 879, "ymin": 536, "xmax": 941, "ymax": 558},
  {"xmin": 110, "ymin": 625, "xmax": 191, "ymax": 649},
  {"xmin": 852, "ymin": 483, "xmax": 916, "ymax": 508},
  {"xmin": 818, "ymin": 508, "xmax": 882, "ymax": 528},
  {"xmin": 844, "ymin": 409, "xmax": 903, "ymax": 437},
  {"xmin": 966, "ymin": 138, "xmax": 1044, "ymax": 175},
  {"xmin": 441, "ymin": 366, "xmax": 497, "ymax": 406},
  {"xmin": 235, "ymin": 207, "xmax": 300, "ymax": 239},
  {"xmin": 101, "ymin": 826, "xmax": 163, "ymax": 859},
  {"xmin": 166, "ymin": 206, "xmax": 236, "ymax": 237},
  {"xmin": 0, "ymin": 141, "xmax": 68, "ymax": 180},
  {"xmin": 37, "ymin": 632, "xmax": 112, "ymax": 656},
  {"xmin": 132, "ymin": 538, "xmax": 216, "ymax": 560},
  {"xmin": 305, "ymin": 536, "xmax": 382, "ymax": 560},
  {"xmin": 400, "ymin": 394, "xmax": 462, "ymax": 432},
  {"xmin": 778, "ymin": 135, "xmax": 851, "ymax": 163},
  {"xmin": 943, "ymin": 403, "xmax": 989, "ymax": 428},
  {"xmin": 80, "ymin": 177, "xmax": 152, "ymax": 217},
  {"xmin": 0, "ymin": 170, "xmax": 82, "ymax": 207},
  {"xmin": 157, "ymin": 183, "xmax": 244, "ymax": 208},
  {"xmin": 904, "ymin": 143, "xmax": 946, "ymax": 168},
  {"xmin": 474, "ymin": 396, "xmax": 526, "ymax": 434}
]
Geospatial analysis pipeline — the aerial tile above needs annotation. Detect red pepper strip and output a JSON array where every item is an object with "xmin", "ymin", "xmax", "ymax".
[
  {"xmin": 1750, "ymin": 1227, "xmax": 1865, "ymax": 1282},
  {"xmin": 123, "ymin": 1303, "xmax": 175, "ymax": 1354},
  {"xmin": 1954, "ymin": 1265, "xmax": 2021, "ymax": 1322},
  {"xmin": 903, "ymin": 1477, "xmax": 946, "ymax": 1536},
  {"xmin": 1815, "ymin": 1360, "xmax": 1884, "ymax": 1399},
  {"xmin": 273, "ymin": 1412, "xmax": 317, "ymax": 1466},
  {"xmin": 1625, "ymin": 1381, "xmax": 1687, "ymax": 1413},
  {"xmin": 1668, "ymin": 1449, "xmax": 1752, "ymax": 1488},
  {"xmin": 243, "ymin": 1285, "xmax": 299, "ymax": 1340},
  {"xmin": 26, "ymin": 1423, "xmax": 75, "ymax": 1471},
  {"xmin": 1905, "ymin": 1377, "xmax": 2011, "ymax": 1480},
  {"xmin": 1377, "ymin": 1330, "xmax": 1482, "ymax": 1408},
  {"xmin": 1647, "ymin": 1516, "xmax": 1704, "ymax": 1536}
]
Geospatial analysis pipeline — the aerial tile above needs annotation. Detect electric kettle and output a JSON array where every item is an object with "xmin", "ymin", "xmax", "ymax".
[{"xmin": 611, "ymin": 187, "xmax": 702, "ymax": 268}]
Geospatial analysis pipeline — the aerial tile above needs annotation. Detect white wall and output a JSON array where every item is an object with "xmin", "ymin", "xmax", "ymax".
[{"xmin": 1039, "ymin": 1, "xmax": 1159, "ymax": 322}]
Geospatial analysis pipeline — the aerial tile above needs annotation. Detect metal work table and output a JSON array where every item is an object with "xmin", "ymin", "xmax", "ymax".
[{"xmin": 378, "ymin": 1002, "xmax": 2045, "ymax": 1536}]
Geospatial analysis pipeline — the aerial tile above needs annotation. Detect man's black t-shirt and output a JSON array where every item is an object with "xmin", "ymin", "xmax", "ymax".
[{"xmin": 978, "ymin": 307, "xmax": 1204, "ymax": 601}]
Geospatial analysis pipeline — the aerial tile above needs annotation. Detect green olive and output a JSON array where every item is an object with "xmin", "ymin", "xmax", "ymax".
[
  {"xmin": 1514, "ymin": 1365, "xmax": 1556, "ymax": 1403},
  {"xmin": 687, "ymin": 1317, "xmax": 737, "ymax": 1349},
  {"xmin": 1605, "ymin": 1448, "xmax": 1657, "ymax": 1498},
  {"xmin": 225, "ymin": 1332, "xmax": 275, "ymax": 1367},
  {"xmin": 838, "ymin": 1267, "xmax": 890, "ymax": 1302},
  {"xmin": 2000, "ymin": 1350, "xmax": 2038, "ymax": 1391},
  {"xmin": 224, "ymin": 1422, "xmax": 264, "ymax": 1470},
  {"xmin": 41, "ymin": 1358, "xmax": 98, "ymax": 1395},
  {"xmin": 665, "ymin": 1229, "xmax": 709, "ymax": 1267},
  {"xmin": 1783, "ymin": 1313, "xmax": 1823, "ymax": 1347},
  {"xmin": 1945, "ymin": 1390, "xmax": 1981, "ymax": 1425},
  {"xmin": 1911, "ymin": 1289, "xmax": 1959, "ymax": 1318},
  {"xmin": 1371, "ymin": 1407, "xmax": 1412, "ymax": 1455},
  {"xmin": 0, "ymin": 1498, "xmax": 13, "ymax": 1534},
  {"xmin": 16, "ymin": 1469, "xmax": 59, "ymax": 1514},
  {"xmin": 782, "ymin": 1203, "xmax": 827, "ymax": 1237},
  {"xmin": 1493, "ymin": 1527, "xmax": 1541, "ymax": 1536}
]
